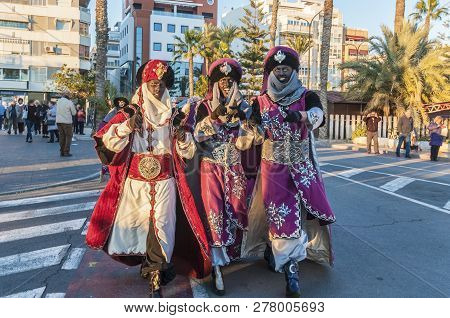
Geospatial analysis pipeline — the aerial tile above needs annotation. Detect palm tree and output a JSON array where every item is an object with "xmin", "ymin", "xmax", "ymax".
[
  {"xmin": 199, "ymin": 23, "xmax": 218, "ymax": 72},
  {"xmin": 94, "ymin": 0, "xmax": 108, "ymax": 131},
  {"xmin": 286, "ymin": 34, "xmax": 313, "ymax": 56},
  {"xmin": 269, "ymin": 0, "xmax": 280, "ymax": 48},
  {"xmin": 394, "ymin": 0, "xmax": 405, "ymax": 34},
  {"xmin": 173, "ymin": 29, "xmax": 202, "ymax": 97},
  {"xmin": 214, "ymin": 25, "xmax": 241, "ymax": 59},
  {"xmin": 410, "ymin": 0, "xmax": 449, "ymax": 36},
  {"xmin": 340, "ymin": 22, "xmax": 450, "ymax": 123},
  {"xmin": 319, "ymin": 0, "xmax": 333, "ymax": 139}
]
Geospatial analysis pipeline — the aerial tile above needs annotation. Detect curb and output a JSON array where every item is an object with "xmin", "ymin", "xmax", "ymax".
[{"xmin": 0, "ymin": 171, "xmax": 100, "ymax": 196}]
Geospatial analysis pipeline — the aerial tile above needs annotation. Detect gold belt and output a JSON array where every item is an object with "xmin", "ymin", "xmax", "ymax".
[{"xmin": 262, "ymin": 139, "xmax": 310, "ymax": 164}]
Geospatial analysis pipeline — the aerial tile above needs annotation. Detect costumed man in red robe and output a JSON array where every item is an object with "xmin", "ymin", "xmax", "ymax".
[
  {"xmin": 243, "ymin": 46, "xmax": 336, "ymax": 297},
  {"xmin": 86, "ymin": 60, "xmax": 210, "ymax": 297},
  {"xmin": 185, "ymin": 58, "xmax": 263, "ymax": 295}
]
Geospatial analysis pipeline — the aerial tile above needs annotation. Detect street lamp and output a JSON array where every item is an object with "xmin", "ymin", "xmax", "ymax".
[
  {"xmin": 295, "ymin": 9, "xmax": 322, "ymax": 89},
  {"xmin": 346, "ymin": 41, "xmax": 367, "ymax": 60}
]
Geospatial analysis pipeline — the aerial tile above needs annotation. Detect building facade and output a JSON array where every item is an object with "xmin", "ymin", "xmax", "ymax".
[
  {"xmin": 119, "ymin": 0, "xmax": 218, "ymax": 97},
  {"xmin": 341, "ymin": 27, "xmax": 369, "ymax": 90},
  {"xmin": 260, "ymin": 0, "xmax": 344, "ymax": 91},
  {"xmin": 106, "ymin": 22, "xmax": 121, "ymax": 94},
  {"xmin": 0, "ymin": 0, "xmax": 91, "ymax": 103}
]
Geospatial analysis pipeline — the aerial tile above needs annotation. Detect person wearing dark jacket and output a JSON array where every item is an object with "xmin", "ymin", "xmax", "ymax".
[
  {"xmin": 427, "ymin": 116, "xmax": 445, "ymax": 161},
  {"xmin": 364, "ymin": 111, "xmax": 381, "ymax": 154},
  {"xmin": 396, "ymin": 109, "xmax": 415, "ymax": 158},
  {"xmin": 25, "ymin": 100, "xmax": 38, "ymax": 143}
]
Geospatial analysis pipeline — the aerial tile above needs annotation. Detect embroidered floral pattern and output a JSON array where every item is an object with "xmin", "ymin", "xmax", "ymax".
[
  {"xmin": 292, "ymin": 160, "xmax": 317, "ymax": 188},
  {"xmin": 208, "ymin": 210, "xmax": 223, "ymax": 237},
  {"xmin": 266, "ymin": 202, "xmax": 291, "ymax": 230}
]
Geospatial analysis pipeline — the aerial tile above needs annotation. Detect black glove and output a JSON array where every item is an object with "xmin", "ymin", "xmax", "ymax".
[
  {"xmin": 173, "ymin": 110, "xmax": 186, "ymax": 127},
  {"xmin": 211, "ymin": 104, "xmax": 227, "ymax": 120},
  {"xmin": 128, "ymin": 108, "xmax": 143, "ymax": 131},
  {"xmin": 236, "ymin": 109, "xmax": 247, "ymax": 121},
  {"xmin": 284, "ymin": 110, "xmax": 302, "ymax": 123}
]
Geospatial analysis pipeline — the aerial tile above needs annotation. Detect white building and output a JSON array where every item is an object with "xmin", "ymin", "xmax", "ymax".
[
  {"xmin": 0, "ymin": 0, "xmax": 91, "ymax": 102},
  {"xmin": 106, "ymin": 22, "xmax": 121, "ymax": 94}
]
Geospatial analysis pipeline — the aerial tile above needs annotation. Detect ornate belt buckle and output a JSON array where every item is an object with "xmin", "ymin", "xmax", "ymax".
[{"xmin": 138, "ymin": 156, "xmax": 161, "ymax": 180}]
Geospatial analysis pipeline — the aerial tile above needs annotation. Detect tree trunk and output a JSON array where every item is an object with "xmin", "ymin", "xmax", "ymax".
[
  {"xmin": 269, "ymin": 0, "xmax": 279, "ymax": 48},
  {"xmin": 394, "ymin": 0, "xmax": 405, "ymax": 34},
  {"xmin": 94, "ymin": 0, "xmax": 108, "ymax": 131},
  {"xmin": 189, "ymin": 54, "xmax": 194, "ymax": 97},
  {"xmin": 318, "ymin": 0, "xmax": 333, "ymax": 140},
  {"xmin": 424, "ymin": 14, "xmax": 431, "ymax": 37}
]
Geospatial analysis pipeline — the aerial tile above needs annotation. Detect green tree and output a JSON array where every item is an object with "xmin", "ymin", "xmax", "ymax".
[
  {"xmin": 174, "ymin": 29, "xmax": 202, "ymax": 97},
  {"xmin": 319, "ymin": 0, "xmax": 333, "ymax": 139},
  {"xmin": 239, "ymin": 0, "xmax": 269, "ymax": 97},
  {"xmin": 52, "ymin": 64, "xmax": 95, "ymax": 99},
  {"xmin": 410, "ymin": 0, "xmax": 449, "ymax": 36},
  {"xmin": 286, "ymin": 34, "xmax": 313, "ymax": 56},
  {"xmin": 340, "ymin": 22, "xmax": 450, "ymax": 124},
  {"xmin": 214, "ymin": 25, "xmax": 241, "ymax": 60},
  {"xmin": 199, "ymin": 23, "xmax": 219, "ymax": 72},
  {"xmin": 194, "ymin": 75, "xmax": 209, "ymax": 97}
]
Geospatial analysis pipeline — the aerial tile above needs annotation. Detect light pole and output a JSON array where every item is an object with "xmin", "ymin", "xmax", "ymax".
[
  {"xmin": 346, "ymin": 41, "xmax": 367, "ymax": 60},
  {"xmin": 296, "ymin": 9, "xmax": 322, "ymax": 89}
]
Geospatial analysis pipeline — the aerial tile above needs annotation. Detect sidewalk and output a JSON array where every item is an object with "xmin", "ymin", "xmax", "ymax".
[{"xmin": 0, "ymin": 128, "xmax": 100, "ymax": 195}]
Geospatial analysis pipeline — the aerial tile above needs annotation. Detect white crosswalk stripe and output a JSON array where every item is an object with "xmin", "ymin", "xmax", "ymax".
[
  {"xmin": 0, "ymin": 191, "xmax": 98, "ymax": 297},
  {"xmin": 380, "ymin": 177, "xmax": 415, "ymax": 192},
  {"xmin": 444, "ymin": 201, "xmax": 450, "ymax": 210},
  {"xmin": 337, "ymin": 168, "xmax": 364, "ymax": 178}
]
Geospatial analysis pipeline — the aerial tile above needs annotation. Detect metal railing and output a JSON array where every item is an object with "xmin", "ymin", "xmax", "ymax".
[{"xmin": 151, "ymin": 10, "xmax": 204, "ymax": 20}]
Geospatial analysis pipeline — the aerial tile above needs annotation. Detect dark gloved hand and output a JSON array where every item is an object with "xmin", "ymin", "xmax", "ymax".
[
  {"xmin": 173, "ymin": 110, "xmax": 186, "ymax": 127},
  {"xmin": 236, "ymin": 108, "xmax": 247, "ymax": 121},
  {"xmin": 175, "ymin": 127, "xmax": 186, "ymax": 143},
  {"xmin": 284, "ymin": 110, "xmax": 302, "ymax": 123},
  {"xmin": 211, "ymin": 104, "xmax": 227, "ymax": 120},
  {"xmin": 128, "ymin": 108, "xmax": 143, "ymax": 131}
]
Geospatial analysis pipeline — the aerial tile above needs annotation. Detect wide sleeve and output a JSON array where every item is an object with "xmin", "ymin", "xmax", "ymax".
[
  {"xmin": 305, "ymin": 91, "xmax": 324, "ymax": 130},
  {"xmin": 176, "ymin": 132, "xmax": 196, "ymax": 159},
  {"xmin": 102, "ymin": 119, "xmax": 133, "ymax": 153},
  {"xmin": 236, "ymin": 120, "xmax": 264, "ymax": 151}
]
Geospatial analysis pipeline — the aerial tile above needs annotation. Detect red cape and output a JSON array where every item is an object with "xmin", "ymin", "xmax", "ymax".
[{"xmin": 85, "ymin": 107, "xmax": 211, "ymax": 278}]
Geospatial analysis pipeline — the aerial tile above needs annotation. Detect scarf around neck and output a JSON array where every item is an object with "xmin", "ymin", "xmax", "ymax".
[
  {"xmin": 132, "ymin": 84, "xmax": 172, "ymax": 127},
  {"xmin": 267, "ymin": 70, "xmax": 306, "ymax": 106}
]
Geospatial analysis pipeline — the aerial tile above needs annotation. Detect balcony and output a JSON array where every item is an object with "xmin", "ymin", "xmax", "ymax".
[
  {"xmin": 80, "ymin": 7, "xmax": 91, "ymax": 23},
  {"xmin": 151, "ymin": 10, "xmax": 204, "ymax": 20}
]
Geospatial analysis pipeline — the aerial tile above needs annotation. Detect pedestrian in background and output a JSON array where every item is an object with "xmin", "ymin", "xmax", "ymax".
[
  {"xmin": 47, "ymin": 101, "xmax": 59, "ymax": 143},
  {"xmin": 364, "ymin": 111, "xmax": 381, "ymax": 154},
  {"xmin": 73, "ymin": 104, "xmax": 81, "ymax": 133},
  {"xmin": 6, "ymin": 101, "xmax": 18, "ymax": 135},
  {"xmin": 56, "ymin": 94, "xmax": 76, "ymax": 157},
  {"xmin": 427, "ymin": 116, "xmax": 446, "ymax": 161},
  {"xmin": 25, "ymin": 100, "xmax": 37, "ymax": 143},
  {"xmin": 0, "ymin": 101, "xmax": 5, "ymax": 130},
  {"xmin": 76, "ymin": 106, "xmax": 86, "ymax": 135},
  {"xmin": 41, "ymin": 102, "xmax": 49, "ymax": 138},
  {"xmin": 396, "ymin": 109, "xmax": 415, "ymax": 158},
  {"xmin": 34, "ymin": 100, "xmax": 42, "ymax": 135},
  {"xmin": 16, "ymin": 98, "xmax": 25, "ymax": 134}
]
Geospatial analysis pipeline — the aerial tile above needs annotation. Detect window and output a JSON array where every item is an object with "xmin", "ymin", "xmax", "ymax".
[
  {"xmin": 79, "ymin": 45, "xmax": 89, "ymax": 59},
  {"xmin": 181, "ymin": 25, "xmax": 188, "ymax": 33},
  {"xmin": 154, "ymin": 7, "xmax": 165, "ymax": 11},
  {"xmin": 80, "ymin": 22, "xmax": 89, "ymax": 36},
  {"xmin": 2, "ymin": 69, "xmax": 20, "ymax": 80},
  {"xmin": 56, "ymin": 20, "xmax": 71, "ymax": 31},
  {"xmin": 108, "ymin": 44, "xmax": 119, "ymax": 51},
  {"xmin": 153, "ymin": 42, "xmax": 162, "ymax": 51},
  {"xmin": 202, "ymin": 12, "xmax": 213, "ymax": 19},
  {"xmin": 154, "ymin": 23, "xmax": 162, "ymax": 32},
  {"xmin": 133, "ymin": 3, "xmax": 142, "ymax": 10},
  {"xmin": 0, "ymin": 20, "xmax": 28, "ymax": 29},
  {"xmin": 30, "ymin": 67, "xmax": 47, "ymax": 82},
  {"xmin": 194, "ymin": 27, "xmax": 201, "ymax": 31},
  {"xmin": 167, "ymin": 24, "xmax": 175, "ymax": 33},
  {"xmin": 136, "ymin": 27, "xmax": 143, "ymax": 71},
  {"xmin": 167, "ymin": 43, "xmax": 174, "ymax": 52}
]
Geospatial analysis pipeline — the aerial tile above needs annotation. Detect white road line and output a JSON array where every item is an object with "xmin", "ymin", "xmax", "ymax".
[
  {"xmin": 323, "ymin": 171, "xmax": 450, "ymax": 215},
  {"xmin": 444, "ymin": 201, "xmax": 450, "ymax": 210},
  {"xmin": 322, "ymin": 162, "xmax": 450, "ymax": 187},
  {"xmin": 0, "ymin": 202, "xmax": 96, "ymax": 224},
  {"xmin": 4, "ymin": 287, "xmax": 46, "ymax": 298},
  {"xmin": 337, "ymin": 168, "xmax": 364, "ymax": 178},
  {"xmin": 45, "ymin": 293, "xmax": 65, "ymax": 298},
  {"xmin": 81, "ymin": 220, "xmax": 90, "ymax": 235},
  {"xmin": 0, "ymin": 190, "xmax": 101, "ymax": 209},
  {"xmin": 380, "ymin": 177, "xmax": 415, "ymax": 192},
  {"xmin": 0, "ymin": 218, "xmax": 86, "ymax": 243},
  {"xmin": 61, "ymin": 248, "xmax": 86, "ymax": 270},
  {"xmin": 372, "ymin": 161, "xmax": 450, "ymax": 176},
  {"xmin": 189, "ymin": 278, "xmax": 209, "ymax": 298},
  {"xmin": 0, "ymin": 245, "xmax": 70, "ymax": 277},
  {"xmin": 319, "ymin": 162, "xmax": 329, "ymax": 167}
]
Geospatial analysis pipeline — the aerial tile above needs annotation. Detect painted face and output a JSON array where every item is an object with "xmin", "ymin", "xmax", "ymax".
[
  {"xmin": 118, "ymin": 100, "xmax": 126, "ymax": 108},
  {"xmin": 146, "ymin": 79, "xmax": 166, "ymax": 100},
  {"xmin": 218, "ymin": 77, "xmax": 234, "ymax": 97},
  {"xmin": 273, "ymin": 65, "xmax": 293, "ymax": 83}
]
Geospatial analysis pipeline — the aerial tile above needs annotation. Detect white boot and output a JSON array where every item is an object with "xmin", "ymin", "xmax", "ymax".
[{"xmin": 211, "ymin": 265, "xmax": 225, "ymax": 296}]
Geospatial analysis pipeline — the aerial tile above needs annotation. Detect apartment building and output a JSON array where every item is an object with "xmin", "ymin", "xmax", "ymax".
[
  {"xmin": 106, "ymin": 21, "xmax": 121, "ymax": 93},
  {"xmin": 119, "ymin": 0, "xmax": 218, "ymax": 97},
  {"xmin": 341, "ymin": 27, "xmax": 368, "ymax": 90},
  {"xmin": 0, "ymin": 0, "xmax": 91, "ymax": 102},
  {"xmin": 260, "ymin": 0, "xmax": 344, "ymax": 91}
]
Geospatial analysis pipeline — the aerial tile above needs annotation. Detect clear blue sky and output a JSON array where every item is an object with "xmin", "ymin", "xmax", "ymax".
[{"xmin": 100, "ymin": 0, "xmax": 446, "ymax": 39}]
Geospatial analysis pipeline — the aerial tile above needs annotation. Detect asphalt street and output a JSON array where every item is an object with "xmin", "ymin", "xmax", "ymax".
[{"xmin": 0, "ymin": 146, "xmax": 449, "ymax": 298}]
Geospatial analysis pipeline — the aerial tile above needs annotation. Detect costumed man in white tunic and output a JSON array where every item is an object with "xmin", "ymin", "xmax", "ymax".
[{"xmin": 86, "ymin": 60, "xmax": 198, "ymax": 297}]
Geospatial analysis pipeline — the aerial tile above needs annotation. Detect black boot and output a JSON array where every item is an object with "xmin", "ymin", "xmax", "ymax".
[
  {"xmin": 149, "ymin": 270, "xmax": 162, "ymax": 298},
  {"xmin": 283, "ymin": 260, "xmax": 300, "ymax": 298},
  {"xmin": 211, "ymin": 266, "xmax": 225, "ymax": 296},
  {"xmin": 264, "ymin": 244, "xmax": 276, "ymax": 272}
]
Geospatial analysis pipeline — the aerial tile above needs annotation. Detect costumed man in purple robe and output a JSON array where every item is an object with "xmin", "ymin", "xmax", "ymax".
[
  {"xmin": 187, "ymin": 58, "xmax": 263, "ymax": 295},
  {"xmin": 86, "ymin": 60, "xmax": 210, "ymax": 297},
  {"xmin": 243, "ymin": 46, "xmax": 336, "ymax": 297}
]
